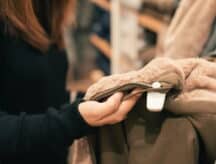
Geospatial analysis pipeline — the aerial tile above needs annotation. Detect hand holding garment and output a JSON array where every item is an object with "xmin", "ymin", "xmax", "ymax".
[
  {"xmin": 71, "ymin": 57, "xmax": 184, "ymax": 164},
  {"xmin": 72, "ymin": 57, "xmax": 216, "ymax": 164},
  {"xmin": 84, "ymin": 58, "xmax": 184, "ymax": 101},
  {"xmin": 85, "ymin": 57, "xmax": 216, "ymax": 115}
]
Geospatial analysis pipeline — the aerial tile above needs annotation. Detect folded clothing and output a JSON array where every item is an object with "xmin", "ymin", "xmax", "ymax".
[
  {"xmin": 85, "ymin": 58, "xmax": 184, "ymax": 101},
  {"xmin": 166, "ymin": 58, "xmax": 216, "ymax": 114},
  {"xmin": 85, "ymin": 57, "xmax": 216, "ymax": 115}
]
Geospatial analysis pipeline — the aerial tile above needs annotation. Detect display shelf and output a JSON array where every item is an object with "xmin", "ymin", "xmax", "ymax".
[
  {"xmin": 89, "ymin": 34, "xmax": 111, "ymax": 58},
  {"xmin": 90, "ymin": 0, "xmax": 110, "ymax": 11},
  {"xmin": 90, "ymin": 0, "xmax": 168, "ymax": 33},
  {"xmin": 137, "ymin": 13, "xmax": 168, "ymax": 33}
]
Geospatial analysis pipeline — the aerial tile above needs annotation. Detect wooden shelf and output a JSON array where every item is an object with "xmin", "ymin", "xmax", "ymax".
[
  {"xmin": 90, "ymin": 0, "xmax": 168, "ymax": 33},
  {"xmin": 89, "ymin": 34, "xmax": 111, "ymax": 59},
  {"xmin": 137, "ymin": 13, "xmax": 168, "ymax": 33}
]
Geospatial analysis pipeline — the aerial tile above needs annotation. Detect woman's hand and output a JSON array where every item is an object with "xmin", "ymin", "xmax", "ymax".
[{"xmin": 78, "ymin": 91, "xmax": 141, "ymax": 126}]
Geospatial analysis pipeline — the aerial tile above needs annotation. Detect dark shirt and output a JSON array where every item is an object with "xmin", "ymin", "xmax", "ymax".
[{"xmin": 0, "ymin": 23, "xmax": 92, "ymax": 164}]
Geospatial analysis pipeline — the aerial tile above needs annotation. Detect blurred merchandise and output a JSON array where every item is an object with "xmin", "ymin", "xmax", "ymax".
[{"xmin": 67, "ymin": 0, "xmax": 180, "ymax": 92}]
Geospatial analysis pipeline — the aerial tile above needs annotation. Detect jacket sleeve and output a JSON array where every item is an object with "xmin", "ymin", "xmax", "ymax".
[{"xmin": 0, "ymin": 100, "xmax": 94, "ymax": 157}]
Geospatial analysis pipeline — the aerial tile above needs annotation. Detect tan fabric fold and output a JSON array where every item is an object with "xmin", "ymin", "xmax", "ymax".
[
  {"xmin": 166, "ymin": 58, "xmax": 216, "ymax": 114},
  {"xmin": 85, "ymin": 58, "xmax": 184, "ymax": 101},
  {"xmin": 158, "ymin": 0, "xmax": 216, "ymax": 59}
]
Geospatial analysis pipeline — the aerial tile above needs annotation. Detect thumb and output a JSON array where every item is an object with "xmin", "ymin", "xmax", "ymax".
[{"xmin": 97, "ymin": 92, "xmax": 124, "ymax": 118}]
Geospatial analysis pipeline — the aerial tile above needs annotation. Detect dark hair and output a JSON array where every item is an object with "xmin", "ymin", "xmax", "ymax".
[{"xmin": 0, "ymin": 0, "xmax": 76, "ymax": 51}]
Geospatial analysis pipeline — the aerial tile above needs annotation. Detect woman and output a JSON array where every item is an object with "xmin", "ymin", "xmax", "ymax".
[{"xmin": 0, "ymin": 1, "xmax": 140, "ymax": 164}]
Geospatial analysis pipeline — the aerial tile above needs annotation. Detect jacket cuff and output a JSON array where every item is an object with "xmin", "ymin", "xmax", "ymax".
[{"xmin": 61, "ymin": 99, "xmax": 95, "ymax": 140}]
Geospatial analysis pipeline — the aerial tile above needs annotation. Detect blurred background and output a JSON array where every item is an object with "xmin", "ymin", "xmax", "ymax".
[{"xmin": 66, "ymin": 0, "xmax": 180, "ymax": 98}]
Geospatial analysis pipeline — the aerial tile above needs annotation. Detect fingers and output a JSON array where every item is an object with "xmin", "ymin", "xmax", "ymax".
[
  {"xmin": 118, "ymin": 90, "xmax": 142, "ymax": 116},
  {"xmin": 96, "ymin": 92, "xmax": 123, "ymax": 119},
  {"xmin": 79, "ymin": 90, "xmax": 141, "ymax": 127},
  {"xmin": 97, "ymin": 90, "xmax": 142, "ymax": 125}
]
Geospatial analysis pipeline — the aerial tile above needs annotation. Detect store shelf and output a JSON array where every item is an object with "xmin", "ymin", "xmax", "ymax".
[
  {"xmin": 90, "ymin": 0, "xmax": 110, "ymax": 11},
  {"xmin": 137, "ymin": 14, "xmax": 168, "ymax": 33},
  {"xmin": 90, "ymin": 0, "xmax": 168, "ymax": 33},
  {"xmin": 89, "ymin": 34, "xmax": 111, "ymax": 58}
]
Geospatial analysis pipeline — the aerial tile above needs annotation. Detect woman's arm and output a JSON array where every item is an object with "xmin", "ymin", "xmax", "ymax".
[
  {"xmin": 0, "ymin": 100, "xmax": 92, "ymax": 157},
  {"xmin": 0, "ymin": 92, "xmax": 140, "ymax": 157}
]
